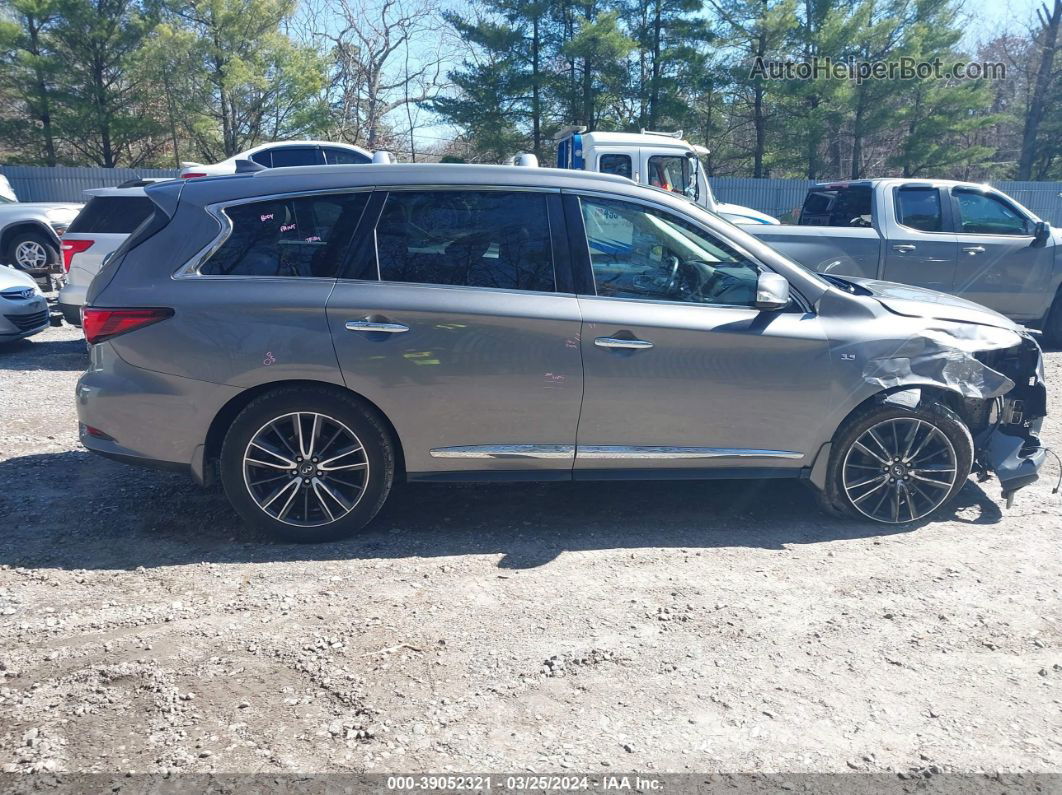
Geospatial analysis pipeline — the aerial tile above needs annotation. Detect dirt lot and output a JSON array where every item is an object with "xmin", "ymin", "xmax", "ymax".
[{"xmin": 0, "ymin": 323, "xmax": 1060, "ymax": 777}]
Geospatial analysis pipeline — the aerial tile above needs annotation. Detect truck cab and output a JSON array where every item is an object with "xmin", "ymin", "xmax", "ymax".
[{"xmin": 553, "ymin": 127, "xmax": 779, "ymax": 225}]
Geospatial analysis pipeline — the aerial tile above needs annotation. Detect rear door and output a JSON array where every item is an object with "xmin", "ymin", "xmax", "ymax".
[
  {"xmin": 881, "ymin": 185, "xmax": 958, "ymax": 291},
  {"xmin": 326, "ymin": 187, "xmax": 583, "ymax": 478},
  {"xmin": 947, "ymin": 187, "xmax": 1054, "ymax": 321}
]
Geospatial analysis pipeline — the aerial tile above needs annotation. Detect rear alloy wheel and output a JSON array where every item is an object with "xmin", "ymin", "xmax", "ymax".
[
  {"xmin": 7, "ymin": 231, "xmax": 59, "ymax": 273},
  {"xmin": 822, "ymin": 402, "xmax": 973, "ymax": 524},
  {"xmin": 220, "ymin": 388, "xmax": 394, "ymax": 542}
]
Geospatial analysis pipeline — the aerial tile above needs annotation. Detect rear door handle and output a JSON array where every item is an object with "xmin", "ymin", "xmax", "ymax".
[
  {"xmin": 345, "ymin": 320, "xmax": 409, "ymax": 333},
  {"xmin": 962, "ymin": 246, "xmax": 986, "ymax": 255},
  {"xmin": 892, "ymin": 244, "xmax": 916, "ymax": 253},
  {"xmin": 595, "ymin": 336, "xmax": 654, "ymax": 350}
]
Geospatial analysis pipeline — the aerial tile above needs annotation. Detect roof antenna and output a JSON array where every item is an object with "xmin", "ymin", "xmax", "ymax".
[{"xmin": 372, "ymin": 151, "xmax": 393, "ymax": 164}]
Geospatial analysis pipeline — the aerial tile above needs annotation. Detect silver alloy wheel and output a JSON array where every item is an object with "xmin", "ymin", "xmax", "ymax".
[
  {"xmin": 242, "ymin": 412, "xmax": 369, "ymax": 527},
  {"xmin": 14, "ymin": 240, "xmax": 47, "ymax": 269},
  {"xmin": 842, "ymin": 417, "xmax": 958, "ymax": 523}
]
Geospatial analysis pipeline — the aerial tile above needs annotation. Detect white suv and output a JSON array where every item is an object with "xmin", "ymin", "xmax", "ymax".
[{"xmin": 57, "ymin": 182, "xmax": 160, "ymax": 325}]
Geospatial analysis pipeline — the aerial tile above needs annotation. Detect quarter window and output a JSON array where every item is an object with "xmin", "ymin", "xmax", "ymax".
[
  {"xmin": 599, "ymin": 154, "xmax": 632, "ymax": 179},
  {"xmin": 323, "ymin": 147, "xmax": 370, "ymax": 165},
  {"xmin": 580, "ymin": 197, "xmax": 761, "ymax": 307},
  {"xmin": 895, "ymin": 187, "xmax": 943, "ymax": 232},
  {"xmin": 954, "ymin": 190, "xmax": 1030, "ymax": 235},
  {"xmin": 201, "ymin": 192, "xmax": 368, "ymax": 277},
  {"xmin": 373, "ymin": 191, "xmax": 555, "ymax": 292}
]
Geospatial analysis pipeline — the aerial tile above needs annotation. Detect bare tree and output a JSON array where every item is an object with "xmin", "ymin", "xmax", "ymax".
[{"xmin": 306, "ymin": 0, "xmax": 451, "ymax": 151}]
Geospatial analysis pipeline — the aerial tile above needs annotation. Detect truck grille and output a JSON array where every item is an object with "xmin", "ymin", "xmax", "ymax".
[{"xmin": 5, "ymin": 309, "xmax": 48, "ymax": 331}]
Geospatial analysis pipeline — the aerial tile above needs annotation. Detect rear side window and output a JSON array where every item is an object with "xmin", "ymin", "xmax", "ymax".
[
  {"xmin": 371, "ymin": 190, "xmax": 555, "ymax": 292},
  {"xmin": 599, "ymin": 154, "xmax": 632, "ymax": 179},
  {"xmin": 895, "ymin": 187, "xmax": 942, "ymax": 231},
  {"xmin": 800, "ymin": 186, "xmax": 873, "ymax": 227},
  {"xmin": 201, "ymin": 192, "xmax": 369, "ymax": 277},
  {"xmin": 266, "ymin": 147, "xmax": 321, "ymax": 168},
  {"xmin": 68, "ymin": 196, "xmax": 154, "ymax": 234}
]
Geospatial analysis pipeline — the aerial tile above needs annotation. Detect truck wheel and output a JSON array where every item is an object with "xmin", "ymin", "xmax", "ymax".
[
  {"xmin": 1044, "ymin": 290, "xmax": 1062, "ymax": 349},
  {"xmin": 819, "ymin": 401, "xmax": 973, "ymax": 524},
  {"xmin": 219, "ymin": 387, "xmax": 395, "ymax": 543},
  {"xmin": 6, "ymin": 231, "xmax": 59, "ymax": 273}
]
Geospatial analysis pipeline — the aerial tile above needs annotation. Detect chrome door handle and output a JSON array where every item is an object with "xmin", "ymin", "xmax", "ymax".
[
  {"xmin": 892, "ymin": 244, "xmax": 916, "ymax": 253},
  {"xmin": 962, "ymin": 246, "xmax": 986, "ymax": 255},
  {"xmin": 595, "ymin": 336, "xmax": 654, "ymax": 350},
  {"xmin": 345, "ymin": 320, "xmax": 409, "ymax": 333}
]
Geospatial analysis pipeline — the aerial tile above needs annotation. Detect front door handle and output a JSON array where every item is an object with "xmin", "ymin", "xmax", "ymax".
[
  {"xmin": 962, "ymin": 245, "xmax": 986, "ymax": 255},
  {"xmin": 595, "ymin": 336, "xmax": 654, "ymax": 350},
  {"xmin": 345, "ymin": 320, "xmax": 410, "ymax": 334},
  {"xmin": 892, "ymin": 244, "xmax": 916, "ymax": 253}
]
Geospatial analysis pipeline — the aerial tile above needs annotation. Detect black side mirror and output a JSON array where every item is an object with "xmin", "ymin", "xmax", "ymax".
[{"xmin": 1033, "ymin": 220, "xmax": 1050, "ymax": 246}]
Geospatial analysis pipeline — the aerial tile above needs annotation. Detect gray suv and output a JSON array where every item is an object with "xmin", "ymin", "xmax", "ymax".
[{"xmin": 77, "ymin": 164, "xmax": 1049, "ymax": 541}]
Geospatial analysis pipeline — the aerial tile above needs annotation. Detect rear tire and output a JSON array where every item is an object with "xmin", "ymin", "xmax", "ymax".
[
  {"xmin": 219, "ymin": 387, "xmax": 394, "ymax": 542},
  {"xmin": 819, "ymin": 401, "xmax": 973, "ymax": 524},
  {"xmin": 6, "ymin": 230, "xmax": 59, "ymax": 274}
]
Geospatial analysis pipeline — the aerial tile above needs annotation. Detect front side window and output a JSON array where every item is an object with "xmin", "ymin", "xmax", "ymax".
[
  {"xmin": 373, "ymin": 190, "xmax": 555, "ymax": 292},
  {"xmin": 580, "ymin": 197, "xmax": 760, "ymax": 307},
  {"xmin": 647, "ymin": 155, "xmax": 690, "ymax": 195},
  {"xmin": 895, "ymin": 187, "xmax": 943, "ymax": 232},
  {"xmin": 201, "ymin": 192, "xmax": 368, "ymax": 277},
  {"xmin": 954, "ymin": 190, "xmax": 1030, "ymax": 235},
  {"xmin": 599, "ymin": 154, "xmax": 632, "ymax": 179}
]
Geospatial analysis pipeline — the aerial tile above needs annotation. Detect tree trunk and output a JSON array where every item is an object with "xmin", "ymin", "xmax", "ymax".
[
  {"xmin": 531, "ymin": 14, "xmax": 541, "ymax": 156},
  {"xmin": 26, "ymin": 17, "xmax": 57, "ymax": 166},
  {"xmin": 648, "ymin": 0, "xmax": 661, "ymax": 127},
  {"xmin": 1018, "ymin": 0, "xmax": 1061, "ymax": 180}
]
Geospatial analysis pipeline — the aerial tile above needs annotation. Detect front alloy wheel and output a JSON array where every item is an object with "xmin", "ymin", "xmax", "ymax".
[{"xmin": 842, "ymin": 417, "xmax": 958, "ymax": 523}]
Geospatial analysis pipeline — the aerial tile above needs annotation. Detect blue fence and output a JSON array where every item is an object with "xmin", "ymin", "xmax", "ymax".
[{"xmin": 4, "ymin": 165, "xmax": 1062, "ymax": 227}]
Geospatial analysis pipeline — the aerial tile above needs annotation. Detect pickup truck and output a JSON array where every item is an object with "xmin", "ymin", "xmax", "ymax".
[
  {"xmin": 745, "ymin": 178, "xmax": 1062, "ymax": 345},
  {"xmin": 0, "ymin": 174, "xmax": 83, "ymax": 290}
]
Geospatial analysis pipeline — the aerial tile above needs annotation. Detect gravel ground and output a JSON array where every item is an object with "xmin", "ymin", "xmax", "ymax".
[{"xmin": 0, "ymin": 323, "xmax": 1060, "ymax": 776}]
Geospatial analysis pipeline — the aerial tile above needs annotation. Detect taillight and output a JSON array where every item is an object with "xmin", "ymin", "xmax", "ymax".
[
  {"xmin": 82, "ymin": 307, "xmax": 173, "ymax": 345},
  {"xmin": 181, "ymin": 172, "xmax": 207, "ymax": 178},
  {"xmin": 61, "ymin": 239, "xmax": 94, "ymax": 272}
]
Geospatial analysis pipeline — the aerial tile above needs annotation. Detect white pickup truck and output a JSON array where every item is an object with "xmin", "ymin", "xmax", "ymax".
[
  {"xmin": 745, "ymin": 178, "xmax": 1062, "ymax": 344},
  {"xmin": 551, "ymin": 128, "xmax": 779, "ymax": 225}
]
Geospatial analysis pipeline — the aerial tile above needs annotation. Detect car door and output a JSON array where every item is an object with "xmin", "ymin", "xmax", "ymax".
[
  {"xmin": 881, "ymin": 185, "xmax": 958, "ymax": 291},
  {"xmin": 568, "ymin": 192, "xmax": 831, "ymax": 474},
  {"xmin": 326, "ymin": 187, "xmax": 583, "ymax": 478},
  {"xmin": 948, "ymin": 187, "xmax": 1054, "ymax": 322}
]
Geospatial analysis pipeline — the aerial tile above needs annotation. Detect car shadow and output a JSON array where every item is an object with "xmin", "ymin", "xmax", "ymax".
[
  {"xmin": 0, "ymin": 336, "xmax": 87, "ymax": 371},
  {"xmin": 0, "ymin": 450, "xmax": 1004, "ymax": 571}
]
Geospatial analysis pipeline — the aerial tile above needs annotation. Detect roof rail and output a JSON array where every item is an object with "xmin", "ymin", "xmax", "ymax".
[{"xmin": 640, "ymin": 128, "xmax": 683, "ymax": 139}]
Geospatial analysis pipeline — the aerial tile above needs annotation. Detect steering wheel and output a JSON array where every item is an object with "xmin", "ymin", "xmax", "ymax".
[{"xmin": 663, "ymin": 255, "xmax": 683, "ymax": 295}]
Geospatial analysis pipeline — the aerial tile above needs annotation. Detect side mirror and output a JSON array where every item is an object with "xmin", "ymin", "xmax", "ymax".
[
  {"xmin": 1033, "ymin": 220, "xmax": 1050, "ymax": 246},
  {"xmin": 755, "ymin": 272, "xmax": 790, "ymax": 310}
]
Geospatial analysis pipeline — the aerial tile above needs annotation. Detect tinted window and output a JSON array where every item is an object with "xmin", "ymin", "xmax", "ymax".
[
  {"xmin": 373, "ymin": 191, "xmax": 555, "ymax": 292},
  {"xmin": 581, "ymin": 197, "xmax": 760, "ymax": 307},
  {"xmin": 955, "ymin": 190, "xmax": 1029, "ymax": 235},
  {"xmin": 201, "ymin": 192, "xmax": 368, "ymax": 277},
  {"xmin": 895, "ymin": 188, "xmax": 942, "ymax": 232},
  {"xmin": 68, "ymin": 196, "xmax": 155, "ymax": 234},
  {"xmin": 268, "ymin": 147, "xmax": 321, "ymax": 168},
  {"xmin": 323, "ymin": 147, "xmax": 370, "ymax": 165},
  {"xmin": 599, "ymin": 154, "xmax": 632, "ymax": 179},
  {"xmin": 800, "ymin": 186, "xmax": 873, "ymax": 227},
  {"xmin": 250, "ymin": 151, "xmax": 273, "ymax": 167}
]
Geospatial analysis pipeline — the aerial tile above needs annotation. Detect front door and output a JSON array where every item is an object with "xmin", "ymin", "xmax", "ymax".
[
  {"xmin": 948, "ymin": 187, "xmax": 1055, "ymax": 322},
  {"xmin": 326, "ymin": 188, "xmax": 583, "ymax": 477},
  {"xmin": 569, "ymin": 193, "xmax": 831, "ymax": 474},
  {"xmin": 882, "ymin": 185, "xmax": 958, "ymax": 291}
]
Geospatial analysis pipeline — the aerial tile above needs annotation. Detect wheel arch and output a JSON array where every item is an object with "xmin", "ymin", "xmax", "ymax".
[
  {"xmin": 200, "ymin": 379, "xmax": 406, "ymax": 486},
  {"xmin": 0, "ymin": 220, "xmax": 60, "ymax": 255}
]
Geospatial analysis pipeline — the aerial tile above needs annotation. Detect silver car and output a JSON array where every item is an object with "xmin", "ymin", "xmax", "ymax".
[
  {"xmin": 76, "ymin": 164, "xmax": 1049, "ymax": 542},
  {"xmin": 0, "ymin": 264, "xmax": 50, "ymax": 341}
]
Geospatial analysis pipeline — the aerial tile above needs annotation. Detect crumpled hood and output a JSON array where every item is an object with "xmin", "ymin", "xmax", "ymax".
[{"xmin": 847, "ymin": 277, "xmax": 1020, "ymax": 331}]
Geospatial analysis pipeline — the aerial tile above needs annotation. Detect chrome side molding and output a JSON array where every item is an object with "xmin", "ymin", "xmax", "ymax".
[
  {"xmin": 429, "ymin": 445, "xmax": 576, "ymax": 460},
  {"xmin": 429, "ymin": 445, "xmax": 803, "ymax": 461}
]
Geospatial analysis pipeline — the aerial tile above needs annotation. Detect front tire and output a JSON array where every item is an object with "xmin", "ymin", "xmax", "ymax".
[
  {"xmin": 219, "ymin": 387, "xmax": 394, "ymax": 542},
  {"xmin": 819, "ymin": 401, "xmax": 973, "ymax": 524},
  {"xmin": 7, "ymin": 230, "xmax": 59, "ymax": 274}
]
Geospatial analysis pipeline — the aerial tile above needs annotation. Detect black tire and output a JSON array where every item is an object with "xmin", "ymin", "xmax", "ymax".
[
  {"xmin": 6, "ymin": 230, "xmax": 59, "ymax": 274},
  {"xmin": 219, "ymin": 386, "xmax": 395, "ymax": 542},
  {"xmin": 818, "ymin": 400, "xmax": 973, "ymax": 524},
  {"xmin": 1043, "ymin": 290, "xmax": 1062, "ymax": 349}
]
